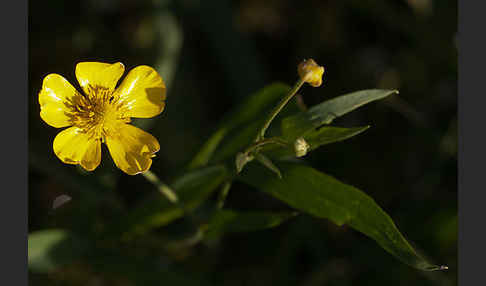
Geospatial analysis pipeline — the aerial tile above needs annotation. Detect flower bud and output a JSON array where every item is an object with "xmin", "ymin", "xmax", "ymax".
[
  {"xmin": 298, "ymin": 59, "xmax": 325, "ymax": 87},
  {"xmin": 236, "ymin": 152, "xmax": 254, "ymax": 173},
  {"xmin": 294, "ymin": 137, "xmax": 310, "ymax": 157}
]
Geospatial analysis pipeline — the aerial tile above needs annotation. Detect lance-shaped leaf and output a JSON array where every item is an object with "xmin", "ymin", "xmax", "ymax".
[
  {"xmin": 204, "ymin": 210, "xmax": 298, "ymax": 240},
  {"xmin": 238, "ymin": 162, "xmax": 445, "ymax": 271},
  {"xmin": 281, "ymin": 89, "xmax": 397, "ymax": 140},
  {"xmin": 263, "ymin": 126, "xmax": 370, "ymax": 158}
]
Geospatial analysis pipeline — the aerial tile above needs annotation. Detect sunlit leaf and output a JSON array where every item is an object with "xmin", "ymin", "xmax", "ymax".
[
  {"xmin": 281, "ymin": 89, "xmax": 397, "ymax": 140},
  {"xmin": 238, "ymin": 162, "xmax": 444, "ymax": 271}
]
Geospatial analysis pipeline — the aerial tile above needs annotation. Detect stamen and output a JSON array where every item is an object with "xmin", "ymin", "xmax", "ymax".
[{"xmin": 70, "ymin": 84, "xmax": 129, "ymax": 141}]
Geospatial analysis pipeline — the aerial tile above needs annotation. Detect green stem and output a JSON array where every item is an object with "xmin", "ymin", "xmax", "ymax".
[
  {"xmin": 256, "ymin": 78, "xmax": 305, "ymax": 141},
  {"xmin": 142, "ymin": 170, "xmax": 179, "ymax": 203},
  {"xmin": 244, "ymin": 137, "xmax": 290, "ymax": 154},
  {"xmin": 217, "ymin": 181, "xmax": 232, "ymax": 209}
]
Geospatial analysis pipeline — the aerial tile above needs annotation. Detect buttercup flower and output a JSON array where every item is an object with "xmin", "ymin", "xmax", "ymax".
[
  {"xmin": 297, "ymin": 58, "xmax": 325, "ymax": 87},
  {"xmin": 39, "ymin": 62, "xmax": 166, "ymax": 175}
]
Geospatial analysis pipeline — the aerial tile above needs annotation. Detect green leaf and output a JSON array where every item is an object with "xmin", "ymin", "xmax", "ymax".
[
  {"xmin": 238, "ymin": 162, "xmax": 444, "ymax": 271},
  {"xmin": 281, "ymin": 89, "xmax": 397, "ymax": 140},
  {"xmin": 263, "ymin": 126, "xmax": 370, "ymax": 158},
  {"xmin": 114, "ymin": 165, "xmax": 229, "ymax": 239},
  {"xmin": 188, "ymin": 83, "xmax": 291, "ymax": 169},
  {"xmin": 204, "ymin": 210, "xmax": 297, "ymax": 240},
  {"xmin": 28, "ymin": 229, "xmax": 88, "ymax": 273}
]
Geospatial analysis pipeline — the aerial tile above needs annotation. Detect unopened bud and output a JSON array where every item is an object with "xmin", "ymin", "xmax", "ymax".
[
  {"xmin": 294, "ymin": 137, "xmax": 310, "ymax": 157},
  {"xmin": 236, "ymin": 152, "xmax": 254, "ymax": 173},
  {"xmin": 298, "ymin": 59, "xmax": 325, "ymax": 87}
]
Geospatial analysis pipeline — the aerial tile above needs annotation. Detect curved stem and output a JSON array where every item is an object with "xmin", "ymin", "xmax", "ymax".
[
  {"xmin": 142, "ymin": 170, "xmax": 179, "ymax": 204},
  {"xmin": 256, "ymin": 78, "xmax": 305, "ymax": 141},
  {"xmin": 244, "ymin": 137, "xmax": 290, "ymax": 154}
]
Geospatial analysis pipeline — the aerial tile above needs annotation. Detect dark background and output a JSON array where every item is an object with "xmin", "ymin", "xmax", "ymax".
[{"xmin": 29, "ymin": 0, "xmax": 457, "ymax": 285}]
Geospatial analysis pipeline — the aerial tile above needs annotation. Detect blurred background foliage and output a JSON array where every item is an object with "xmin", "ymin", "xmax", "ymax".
[{"xmin": 29, "ymin": 0, "xmax": 457, "ymax": 285}]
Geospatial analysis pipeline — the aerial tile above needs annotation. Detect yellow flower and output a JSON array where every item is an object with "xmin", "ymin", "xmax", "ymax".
[
  {"xmin": 39, "ymin": 62, "xmax": 166, "ymax": 175},
  {"xmin": 297, "ymin": 58, "xmax": 325, "ymax": 87}
]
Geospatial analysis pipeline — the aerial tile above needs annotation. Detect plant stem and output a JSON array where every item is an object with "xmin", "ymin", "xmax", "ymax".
[
  {"xmin": 256, "ymin": 78, "xmax": 305, "ymax": 141},
  {"xmin": 217, "ymin": 181, "xmax": 232, "ymax": 209},
  {"xmin": 142, "ymin": 170, "xmax": 179, "ymax": 203},
  {"xmin": 244, "ymin": 137, "xmax": 289, "ymax": 154}
]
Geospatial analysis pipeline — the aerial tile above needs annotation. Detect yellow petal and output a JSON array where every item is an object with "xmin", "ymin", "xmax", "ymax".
[
  {"xmin": 53, "ymin": 127, "xmax": 101, "ymax": 171},
  {"xmin": 75, "ymin": 62, "xmax": 125, "ymax": 95},
  {"xmin": 113, "ymin": 65, "xmax": 166, "ymax": 118},
  {"xmin": 105, "ymin": 123, "xmax": 160, "ymax": 175},
  {"xmin": 39, "ymin": 74, "xmax": 85, "ymax": 128},
  {"xmin": 297, "ymin": 59, "xmax": 325, "ymax": 87}
]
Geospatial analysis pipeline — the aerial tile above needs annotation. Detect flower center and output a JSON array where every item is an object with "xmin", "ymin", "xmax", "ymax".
[{"xmin": 71, "ymin": 86, "xmax": 129, "ymax": 141}]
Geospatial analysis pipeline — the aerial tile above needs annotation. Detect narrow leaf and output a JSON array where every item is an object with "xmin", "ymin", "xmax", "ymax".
[
  {"xmin": 263, "ymin": 126, "xmax": 370, "ymax": 158},
  {"xmin": 238, "ymin": 162, "xmax": 444, "ymax": 271},
  {"xmin": 281, "ymin": 89, "xmax": 397, "ymax": 140}
]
